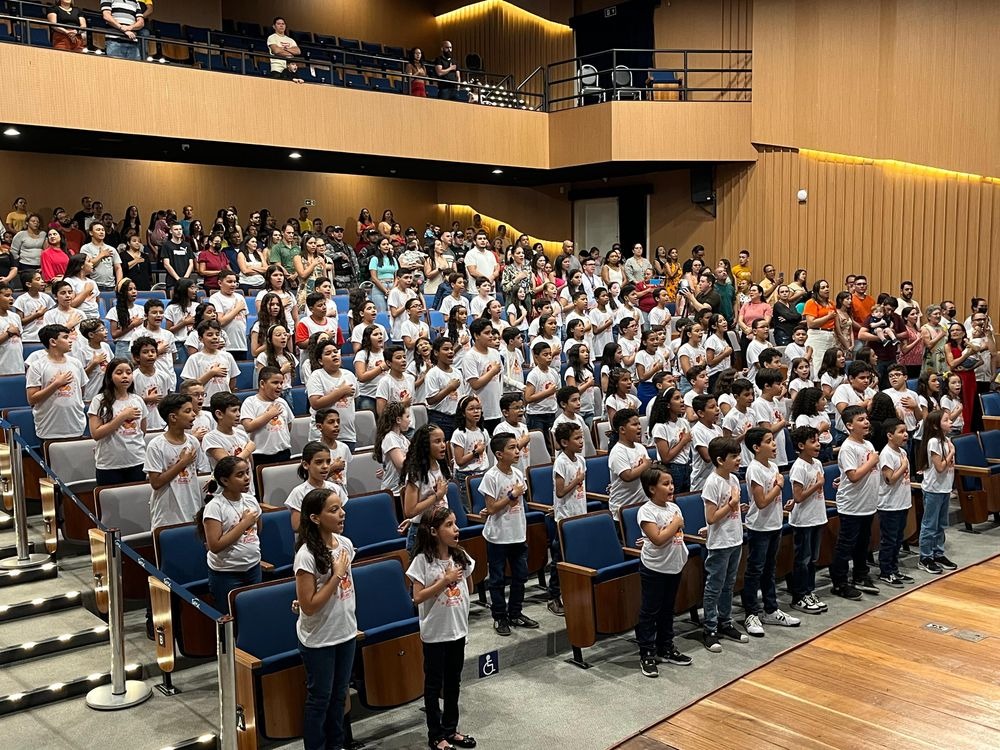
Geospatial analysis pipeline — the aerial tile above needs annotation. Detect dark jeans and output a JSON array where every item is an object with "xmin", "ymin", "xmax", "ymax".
[
  {"xmin": 427, "ymin": 409, "xmax": 456, "ymax": 436},
  {"xmin": 635, "ymin": 563, "xmax": 681, "ymax": 655},
  {"xmin": 95, "ymin": 464, "xmax": 146, "ymax": 487},
  {"xmin": 526, "ymin": 412, "xmax": 555, "ymax": 438},
  {"xmin": 741, "ymin": 528, "xmax": 780, "ymax": 616},
  {"xmin": 423, "ymin": 637, "xmax": 466, "ymax": 743},
  {"xmin": 830, "ymin": 513, "xmax": 874, "ymax": 586},
  {"xmin": 299, "ymin": 637, "xmax": 357, "ymax": 750},
  {"xmin": 703, "ymin": 543, "xmax": 742, "ymax": 632},
  {"xmin": 547, "ymin": 532, "xmax": 563, "ymax": 600},
  {"xmin": 486, "ymin": 540, "xmax": 528, "ymax": 619},
  {"xmin": 667, "ymin": 462, "xmax": 691, "ymax": 494},
  {"xmin": 208, "ymin": 564, "xmax": 262, "ymax": 615},
  {"xmin": 254, "ymin": 449, "xmax": 291, "ymax": 468},
  {"xmin": 877, "ymin": 508, "xmax": 908, "ymax": 576},
  {"xmin": 790, "ymin": 525, "xmax": 823, "ymax": 600},
  {"xmin": 438, "ymin": 86, "xmax": 459, "ymax": 100},
  {"xmin": 483, "ymin": 417, "xmax": 502, "ymax": 436}
]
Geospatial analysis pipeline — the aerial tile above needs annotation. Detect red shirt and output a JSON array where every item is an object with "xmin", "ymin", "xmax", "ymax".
[{"xmin": 198, "ymin": 249, "xmax": 230, "ymax": 291}]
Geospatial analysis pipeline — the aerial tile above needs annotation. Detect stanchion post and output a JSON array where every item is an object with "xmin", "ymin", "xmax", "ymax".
[
  {"xmin": 217, "ymin": 616, "xmax": 238, "ymax": 750},
  {"xmin": 86, "ymin": 528, "xmax": 152, "ymax": 710},
  {"xmin": 0, "ymin": 424, "xmax": 50, "ymax": 569}
]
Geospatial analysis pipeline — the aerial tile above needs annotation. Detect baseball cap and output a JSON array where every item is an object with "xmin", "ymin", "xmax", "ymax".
[{"xmin": 331, "ymin": 225, "xmax": 344, "ymax": 231}]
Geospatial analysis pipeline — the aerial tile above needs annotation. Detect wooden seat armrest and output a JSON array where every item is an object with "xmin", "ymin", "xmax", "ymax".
[
  {"xmin": 586, "ymin": 492, "xmax": 610, "ymax": 501},
  {"xmin": 260, "ymin": 560, "xmax": 275, "ymax": 572},
  {"xmin": 356, "ymin": 630, "xmax": 365, "ymax": 641},
  {"xmin": 683, "ymin": 533, "xmax": 707, "ymax": 544},
  {"xmin": 234, "ymin": 647, "xmax": 262, "ymax": 670},
  {"xmin": 955, "ymin": 464, "xmax": 990, "ymax": 476},
  {"xmin": 526, "ymin": 502, "xmax": 554, "ymax": 514},
  {"xmin": 623, "ymin": 547, "xmax": 641, "ymax": 558},
  {"xmin": 987, "ymin": 458, "xmax": 1000, "ymax": 464},
  {"xmin": 825, "ymin": 500, "xmax": 838, "ymax": 508},
  {"xmin": 555, "ymin": 561, "xmax": 598, "ymax": 577},
  {"xmin": 259, "ymin": 503, "xmax": 284, "ymax": 512},
  {"xmin": 466, "ymin": 512, "xmax": 488, "ymax": 523}
]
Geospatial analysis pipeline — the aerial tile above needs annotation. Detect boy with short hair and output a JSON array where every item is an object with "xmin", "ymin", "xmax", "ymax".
[
  {"xmin": 493, "ymin": 393, "xmax": 530, "ymax": 473},
  {"xmin": 73, "ymin": 319, "xmax": 113, "ymax": 402},
  {"xmin": 42, "ymin": 280, "xmax": 83, "ymax": 335},
  {"xmin": 180, "ymin": 320, "xmax": 239, "ymax": 398},
  {"xmin": 469, "ymin": 276, "xmax": 494, "ymax": 319},
  {"xmin": 462, "ymin": 319, "xmax": 503, "ymax": 433},
  {"xmin": 701, "ymin": 436, "xmax": 749, "ymax": 653},
  {"xmin": 830, "ymin": 405, "xmax": 880, "ymax": 600},
  {"xmin": 883, "ymin": 364, "xmax": 924, "ymax": 464},
  {"xmin": 208, "ymin": 270, "xmax": 248, "ymax": 357},
  {"xmin": 876, "ymin": 418, "xmax": 913, "ymax": 589},
  {"xmin": 833, "ymin": 361, "xmax": 874, "ymax": 434},
  {"xmin": 13, "ymin": 270, "xmax": 54, "ymax": 343},
  {"xmin": 552, "ymin": 385, "xmax": 586, "ymax": 446},
  {"xmin": 387, "ymin": 268, "xmax": 417, "ymax": 340},
  {"xmin": 26, "ymin": 324, "xmax": 87, "ymax": 440},
  {"xmin": 549, "ymin": 421, "xmax": 588, "ymax": 616},
  {"xmin": 144, "ymin": 392, "xmax": 209, "ymax": 529},
  {"xmin": 204, "ymin": 391, "xmax": 257, "ymax": 493},
  {"xmin": 524, "ymin": 340, "xmax": 561, "ymax": 439},
  {"xmin": 131, "ymin": 336, "xmax": 175, "ymax": 432},
  {"xmin": 721, "ymin": 378, "xmax": 755, "ymax": 471},
  {"xmin": 295, "ymin": 291, "xmax": 339, "ymax": 350},
  {"xmin": 741, "ymin": 428, "xmax": 800, "ymax": 637},
  {"xmin": 681, "ymin": 364, "xmax": 709, "ymax": 415},
  {"xmin": 787, "ymin": 426, "xmax": 829, "ymax": 614},
  {"xmin": 315, "ymin": 407, "xmax": 350, "ymax": 490},
  {"xmin": 139, "ymin": 299, "xmax": 177, "ymax": 381},
  {"xmin": 751, "ymin": 368, "xmax": 790, "ymax": 468},
  {"xmin": 0, "ymin": 283, "xmax": 23, "ymax": 375},
  {"xmin": 500, "ymin": 327, "xmax": 526, "ymax": 394},
  {"xmin": 481, "ymin": 433, "xmax": 538, "ymax": 636},
  {"xmin": 783, "ymin": 324, "xmax": 813, "ymax": 373},
  {"xmin": 608, "ymin": 408, "xmax": 652, "ymax": 519},
  {"xmin": 690, "ymin": 394, "xmax": 724, "ymax": 491},
  {"xmin": 240, "ymin": 366, "xmax": 294, "ymax": 467}
]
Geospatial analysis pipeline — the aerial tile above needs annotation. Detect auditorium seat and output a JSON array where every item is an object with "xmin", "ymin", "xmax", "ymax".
[
  {"xmin": 584, "ymin": 454, "xmax": 611, "ymax": 502},
  {"xmin": 258, "ymin": 461, "xmax": 300, "ymax": 508},
  {"xmin": 0, "ymin": 374, "xmax": 28, "ymax": 408},
  {"xmin": 557, "ymin": 511, "xmax": 640, "ymax": 668},
  {"xmin": 355, "ymin": 409, "xmax": 377, "ymax": 449},
  {"xmin": 953, "ymin": 434, "xmax": 1000, "ymax": 527},
  {"xmin": 345, "ymin": 452, "xmax": 382, "ymax": 497},
  {"xmin": 980, "ymin": 429, "xmax": 1000, "ymax": 462},
  {"xmin": 445, "ymin": 482, "xmax": 488, "ymax": 596},
  {"xmin": 342, "ymin": 491, "xmax": 406, "ymax": 559},
  {"xmin": 258, "ymin": 507, "xmax": 295, "ymax": 577},
  {"xmin": 289, "ymin": 415, "xmax": 311, "ymax": 457},
  {"xmin": 980, "ymin": 392, "xmax": 1000, "ymax": 430},
  {"xmin": 153, "ymin": 521, "xmax": 218, "ymax": 659},
  {"xmin": 527, "ymin": 429, "xmax": 550, "ymax": 464}
]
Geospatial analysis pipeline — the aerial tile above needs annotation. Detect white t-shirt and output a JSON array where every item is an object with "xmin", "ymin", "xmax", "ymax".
[
  {"xmin": 651, "ymin": 420, "xmax": 691, "ymax": 465},
  {"xmin": 704, "ymin": 333, "xmax": 730, "ymax": 375},
  {"xmin": 26, "ymin": 355, "xmax": 87, "ymax": 439},
  {"xmin": 406, "ymin": 464, "xmax": 447, "ymax": 523},
  {"xmin": 400, "ymin": 319, "xmax": 430, "ymax": 363},
  {"xmin": 132, "ymin": 367, "xmax": 175, "ymax": 432},
  {"xmin": 451, "ymin": 428, "xmax": 490, "ymax": 474},
  {"xmin": 746, "ymin": 339, "xmax": 768, "ymax": 377},
  {"xmin": 479, "ymin": 466, "xmax": 527, "ymax": 544},
  {"xmin": 203, "ymin": 493, "xmax": 262, "ymax": 572},
  {"xmin": 240, "ymin": 395, "xmax": 293, "ymax": 455},
  {"xmin": 618, "ymin": 336, "xmax": 639, "ymax": 377},
  {"xmin": 406, "ymin": 553, "xmax": 475, "ymax": 643},
  {"xmin": 140, "ymin": 325, "xmax": 176, "ymax": 381},
  {"xmin": 588, "ymin": 307, "xmax": 615, "ymax": 354},
  {"xmin": 820, "ymin": 373, "xmax": 845, "ymax": 415},
  {"xmin": 608, "ymin": 441, "xmax": 648, "ymax": 518},
  {"xmin": 425, "ymin": 366, "xmax": 461, "ymax": 416},
  {"xmin": 493, "ymin": 420, "xmax": 529, "ymax": 473},
  {"xmin": 634, "ymin": 349, "xmax": 665, "ymax": 384},
  {"xmin": 921, "ymin": 437, "xmax": 955, "ymax": 494},
  {"xmin": 405, "ymin": 360, "xmax": 429, "ymax": 405},
  {"xmin": 464, "ymin": 248, "xmax": 497, "ymax": 288},
  {"xmin": 690, "ymin": 422, "xmax": 724, "ymax": 491},
  {"xmin": 553, "ymin": 451, "xmax": 587, "ymax": 521},
  {"xmin": 13, "ymin": 292, "xmax": 54, "ymax": 343},
  {"xmin": 285, "ymin": 479, "xmax": 342, "ymax": 514},
  {"xmin": 647, "ymin": 306, "xmax": 671, "ymax": 328},
  {"xmin": 306, "ymin": 368, "xmax": 357, "ymax": 442},
  {"xmin": 144, "ymin": 433, "xmax": 209, "ymax": 529},
  {"xmin": 745, "ymin": 459, "xmax": 783, "ymax": 531},
  {"xmin": 255, "ymin": 289, "xmax": 297, "ymax": 328},
  {"xmin": 788, "ymin": 377, "xmax": 813, "ymax": 401},
  {"xmin": 940, "ymin": 394, "xmax": 964, "ymax": 432},
  {"xmin": 267, "ymin": 32, "xmax": 297, "ymax": 72},
  {"xmin": 914, "ymin": 395, "xmax": 934, "ymax": 441},
  {"xmin": 380, "ymin": 431, "xmax": 410, "ymax": 493},
  {"xmin": 836, "ymin": 438, "xmax": 878, "ymax": 516},
  {"xmin": 65, "ymin": 275, "xmax": 99, "ymax": 319},
  {"xmin": 883, "ymin": 387, "xmax": 920, "ymax": 432},
  {"xmin": 677, "ymin": 343, "xmax": 707, "ymax": 373},
  {"xmin": 181, "ymin": 350, "xmax": 240, "ymax": 399},
  {"xmin": 375, "ymin": 372, "xmax": 416, "ymax": 406},
  {"xmin": 721, "ymin": 407, "xmax": 754, "ymax": 466},
  {"xmin": 789, "ymin": 457, "xmax": 827, "ymax": 527},
  {"xmin": 605, "ymin": 392, "xmax": 640, "ymax": 417},
  {"xmin": 469, "ymin": 294, "xmax": 492, "ymax": 319},
  {"xmin": 203, "ymin": 427, "xmax": 256, "ymax": 495},
  {"xmin": 165, "ymin": 301, "xmax": 198, "ymax": 343},
  {"xmin": 877, "ymin": 445, "xmax": 912, "ymax": 511},
  {"xmin": 794, "ymin": 413, "xmax": 832, "ymax": 445},
  {"xmin": 386, "ymin": 287, "xmax": 417, "ymax": 340},
  {"xmin": 462, "ymin": 348, "xmax": 503, "ymax": 420},
  {"xmin": 71, "ymin": 340, "xmax": 114, "ymax": 402},
  {"xmin": 294, "ymin": 536, "xmax": 358, "ymax": 648},
  {"xmin": 637, "ymin": 501, "xmax": 689, "ymax": 574},
  {"xmin": 208, "ymin": 292, "xmax": 248, "ymax": 353},
  {"xmin": 525, "ymin": 366, "xmax": 560, "ymax": 415},
  {"xmin": 355, "ymin": 349, "xmax": 385, "ymax": 399},
  {"xmin": 0, "ymin": 310, "xmax": 23, "ymax": 375},
  {"xmin": 717, "ymin": 392, "xmax": 736, "ymax": 413},
  {"xmin": 437, "ymin": 295, "xmax": 463, "ymax": 319},
  {"xmin": 832, "ymin": 383, "xmax": 864, "ymax": 433},
  {"xmin": 254, "ymin": 351, "xmax": 296, "ymax": 392},
  {"xmin": 105, "ymin": 304, "xmax": 145, "ymax": 345},
  {"xmin": 784, "ymin": 342, "xmax": 810, "ymax": 370},
  {"xmin": 87, "ymin": 393, "xmax": 147, "ymax": 469},
  {"xmin": 500, "ymin": 347, "xmax": 526, "ymax": 393},
  {"xmin": 702, "ymin": 471, "xmax": 743, "ymax": 549},
  {"xmin": 749, "ymin": 397, "xmax": 789, "ymax": 465}
]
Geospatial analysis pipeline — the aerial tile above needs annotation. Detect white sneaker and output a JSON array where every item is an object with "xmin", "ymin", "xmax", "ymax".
[
  {"xmin": 744, "ymin": 613, "xmax": 765, "ymax": 637},
  {"xmin": 807, "ymin": 593, "xmax": 828, "ymax": 611},
  {"xmin": 762, "ymin": 608, "xmax": 801, "ymax": 627},
  {"xmin": 791, "ymin": 597, "xmax": 823, "ymax": 614}
]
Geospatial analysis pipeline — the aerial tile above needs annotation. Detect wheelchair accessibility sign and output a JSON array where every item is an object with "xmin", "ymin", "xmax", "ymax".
[{"xmin": 478, "ymin": 651, "xmax": 499, "ymax": 679}]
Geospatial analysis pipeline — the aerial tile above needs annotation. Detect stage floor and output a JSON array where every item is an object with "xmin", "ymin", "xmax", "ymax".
[{"xmin": 617, "ymin": 555, "xmax": 1000, "ymax": 750}]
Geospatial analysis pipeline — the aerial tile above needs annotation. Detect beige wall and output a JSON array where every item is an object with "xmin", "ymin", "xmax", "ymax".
[
  {"xmin": 752, "ymin": 0, "xmax": 1000, "ymax": 177},
  {"xmin": 77, "ymin": 0, "xmax": 222, "ymax": 29}
]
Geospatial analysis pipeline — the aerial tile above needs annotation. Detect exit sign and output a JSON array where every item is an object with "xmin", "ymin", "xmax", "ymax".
[{"xmin": 604, "ymin": 7, "xmax": 616, "ymax": 17}]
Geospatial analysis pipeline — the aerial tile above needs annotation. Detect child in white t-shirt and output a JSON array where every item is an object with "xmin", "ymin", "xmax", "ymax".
[
  {"xmin": 130, "ymin": 336, "xmax": 175, "ymax": 432},
  {"xmin": 375, "ymin": 402, "xmax": 412, "ymax": 496},
  {"xmin": 0, "ymin": 283, "xmax": 24, "ymax": 375},
  {"xmin": 315, "ymin": 408, "xmax": 351, "ymax": 492},
  {"xmin": 721, "ymin": 378, "xmax": 755, "ymax": 470},
  {"xmin": 284, "ymin": 441, "xmax": 345, "ymax": 532},
  {"xmin": 787, "ymin": 426, "xmax": 829, "ymax": 615},
  {"xmin": 650, "ymin": 387, "xmax": 694, "ymax": 493},
  {"xmin": 26, "ymin": 323, "xmax": 87, "ymax": 440},
  {"xmin": 87, "ymin": 356, "xmax": 147, "ymax": 486},
  {"xmin": 240, "ymin": 366, "xmax": 294, "ymax": 465},
  {"xmin": 13, "ymin": 271, "xmax": 54, "ymax": 343},
  {"xmin": 690, "ymin": 394, "xmax": 724, "ymax": 492},
  {"xmin": 549, "ymin": 421, "xmax": 588, "ymax": 616},
  {"xmin": 73, "ymin": 319, "xmax": 113, "ymax": 402},
  {"xmin": 376, "ymin": 345, "xmax": 416, "ymax": 418},
  {"xmin": 608, "ymin": 406, "xmax": 652, "ymax": 520},
  {"xmin": 208, "ymin": 271, "xmax": 249, "ymax": 356},
  {"xmin": 750, "ymin": 369, "xmax": 790, "ymax": 468},
  {"xmin": 180, "ymin": 320, "xmax": 239, "ymax": 399},
  {"xmin": 876, "ymin": 418, "xmax": 912, "ymax": 588},
  {"xmin": 451, "ymin": 395, "xmax": 491, "ymax": 511},
  {"xmin": 204, "ymin": 392, "xmax": 256, "ymax": 495},
  {"xmin": 918, "ymin": 409, "xmax": 957, "ymax": 575},
  {"xmin": 144, "ymin": 393, "xmax": 210, "ymax": 530},
  {"xmin": 306, "ymin": 340, "xmax": 358, "ymax": 451}
]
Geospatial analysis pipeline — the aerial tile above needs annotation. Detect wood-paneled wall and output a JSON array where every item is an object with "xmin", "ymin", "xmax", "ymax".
[
  {"xmin": 76, "ymin": 0, "xmax": 222, "ymax": 29},
  {"xmin": 713, "ymin": 146, "xmax": 998, "ymax": 311},
  {"xmin": 752, "ymin": 0, "xmax": 1000, "ymax": 178}
]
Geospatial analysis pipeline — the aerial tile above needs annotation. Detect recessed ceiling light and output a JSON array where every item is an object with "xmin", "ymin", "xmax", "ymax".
[
  {"xmin": 3, "ymin": 127, "xmax": 20, "ymax": 137},
  {"xmin": 288, "ymin": 151, "xmax": 302, "ymax": 159},
  {"xmin": 492, "ymin": 168, "xmax": 503, "ymax": 175}
]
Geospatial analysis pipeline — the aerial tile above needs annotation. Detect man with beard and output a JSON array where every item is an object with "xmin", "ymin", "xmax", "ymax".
[
  {"xmin": 325, "ymin": 225, "xmax": 358, "ymax": 292},
  {"xmin": 433, "ymin": 40, "xmax": 462, "ymax": 100}
]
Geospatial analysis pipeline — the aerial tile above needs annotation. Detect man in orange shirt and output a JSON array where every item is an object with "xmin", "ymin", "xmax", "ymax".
[{"xmin": 850, "ymin": 275, "xmax": 875, "ymax": 336}]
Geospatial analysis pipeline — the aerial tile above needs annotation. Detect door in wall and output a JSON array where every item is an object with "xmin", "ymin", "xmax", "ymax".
[{"xmin": 573, "ymin": 197, "xmax": 619, "ymax": 258}]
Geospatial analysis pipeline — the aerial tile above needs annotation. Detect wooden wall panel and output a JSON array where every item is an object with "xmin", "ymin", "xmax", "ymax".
[
  {"xmin": 76, "ymin": 0, "xmax": 222, "ymax": 29},
  {"xmin": 610, "ymin": 102, "xmax": 756, "ymax": 163},
  {"xmin": 714, "ymin": 147, "xmax": 999, "ymax": 314}
]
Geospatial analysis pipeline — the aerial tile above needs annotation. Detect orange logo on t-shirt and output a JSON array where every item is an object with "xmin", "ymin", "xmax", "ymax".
[
  {"xmin": 121, "ymin": 418, "xmax": 139, "ymax": 437},
  {"xmin": 267, "ymin": 416, "xmax": 284, "ymax": 431}
]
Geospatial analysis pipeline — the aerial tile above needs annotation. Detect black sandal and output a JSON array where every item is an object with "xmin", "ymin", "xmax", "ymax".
[
  {"xmin": 430, "ymin": 740, "xmax": 455, "ymax": 750},
  {"xmin": 448, "ymin": 733, "xmax": 477, "ymax": 748}
]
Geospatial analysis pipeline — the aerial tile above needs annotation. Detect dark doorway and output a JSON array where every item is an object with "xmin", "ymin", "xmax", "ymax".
[{"xmin": 570, "ymin": 1, "xmax": 658, "ymax": 92}]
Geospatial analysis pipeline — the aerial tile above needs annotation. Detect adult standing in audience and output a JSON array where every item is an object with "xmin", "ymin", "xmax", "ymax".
[
  {"xmin": 179, "ymin": 205, "xmax": 194, "ymax": 236},
  {"xmin": 80, "ymin": 222, "xmax": 123, "ymax": 292},
  {"xmin": 5, "ymin": 197, "xmax": 28, "ymax": 235},
  {"xmin": 731, "ymin": 248, "xmax": 751, "ymax": 281},
  {"xmin": 896, "ymin": 281, "xmax": 920, "ymax": 321},
  {"xmin": 368, "ymin": 237, "xmax": 398, "ymax": 313},
  {"xmin": 406, "ymin": 48, "xmax": 427, "ymax": 97},
  {"xmin": 896, "ymin": 306, "xmax": 924, "ymax": 379},
  {"xmin": 555, "ymin": 239, "xmax": 581, "ymax": 278},
  {"xmin": 434, "ymin": 41, "xmax": 462, "ymax": 100},
  {"xmin": 71, "ymin": 196, "xmax": 94, "ymax": 233},
  {"xmin": 939, "ymin": 300, "xmax": 958, "ymax": 328},
  {"xmin": 501, "ymin": 244, "xmax": 533, "ymax": 305},
  {"xmin": 771, "ymin": 283, "xmax": 802, "ymax": 346},
  {"xmin": 267, "ymin": 17, "xmax": 300, "ymax": 76},
  {"xmin": 121, "ymin": 231, "xmax": 152, "ymax": 291},
  {"xmin": 601, "ymin": 247, "xmax": 625, "ymax": 289},
  {"xmin": 850, "ymin": 275, "xmax": 875, "ymax": 347},
  {"xmin": 968, "ymin": 311, "xmax": 996, "ymax": 429},
  {"xmin": 100, "ymin": 0, "xmax": 145, "ymax": 60},
  {"xmin": 920, "ymin": 304, "xmax": 948, "ymax": 375},
  {"xmin": 964, "ymin": 298, "xmax": 992, "ymax": 337},
  {"xmin": 579, "ymin": 255, "xmax": 600, "ymax": 308},
  {"xmin": 803, "ymin": 279, "xmax": 836, "ymax": 374},
  {"xmin": 162, "ymin": 221, "xmax": 194, "ymax": 292},
  {"xmin": 272, "ymin": 223, "xmax": 301, "ymax": 287},
  {"xmin": 713, "ymin": 260, "xmax": 736, "ymax": 326},
  {"xmin": 424, "ymin": 237, "xmax": 456, "ymax": 303},
  {"xmin": 325, "ymin": 225, "xmax": 357, "ymax": 293},
  {"xmin": 662, "ymin": 246, "xmax": 682, "ymax": 304},
  {"xmin": 758, "ymin": 263, "xmax": 781, "ymax": 303},
  {"xmin": 11, "ymin": 213, "xmax": 45, "ymax": 278},
  {"xmin": 198, "ymin": 234, "xmax": 229, "ymax": 293},
  {"xmin": 464, "ymin": 230, "xmax": 499, "ymax": 291},
  {"xmin": 623, "ymin": 243, "xmax": 651, "ymax": 284},
  {"xmin": 0, "ymin": 237, "xmax": 18, "ymax": 288}
]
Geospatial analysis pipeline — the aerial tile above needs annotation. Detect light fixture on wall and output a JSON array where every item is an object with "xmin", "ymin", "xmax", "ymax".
[
  {"xmin": 796, "ymin": 189, "xmax": 808, "ymax": 203},
  {"xmin": 3, "ymin": 127, "xmax": 20, "ymax": 137},
  {"xmin": 492, "ymin": 168, "xmax": 504, "ymax": 174},
  {"xmin": 288, "ymin": 151, "xmax": 302, "ymax": 160}
]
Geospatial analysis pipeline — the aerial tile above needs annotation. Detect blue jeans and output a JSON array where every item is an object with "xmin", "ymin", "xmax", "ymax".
[
  {"xmin": 741, "ymin": 528, "xmax": 780, "ymax": 616},
  {"xmin": 878, "ymin": 508, "xmax": 908, "ymax": 576},
  {"xmin": 637, "ymin": 381, "xmax": 658, "ymax": 411},
  {"xmin": 703, "ymin": 543, "xmax": 742, "ymax": 632},
  {"xmin": 208, "ymin": 564, "xmax": 261, "ymax": 615},
  {"xmin": 830, "ymin": 513, "xmax": 874, "ymax": 586},
  {"xmin": 790, "ymin": 525, "xmax": 823, "ymax": 600},
  {"xmin": 635, "ymin": 563, "xmax": 681, "ymax": 655},
  {"xmin": 369, "ymin": 285, "xmax": 388, "ymax": 312},
  {"xmin": 453, "ymin": 468, "xmax": 484, "ymax": 513},
  {"xmin": 667, "ymin": 462, "xmax": 691, "ymax": 494},
  {"xmin": 427, "ymin": 409, "xmax": 456, "ymax": 436},
  {"xmin": 919, "ymin": 491, "xmax": 950, "ymax": 559},
  {"xmin": 487, "ymin": 540, "xmax": 528, "ymax": 619},
  {"xmin": 105, "ymin": 38, "xmax": 142, "ymax": 60},
  {"xmin": 299, "ymin": 637, "xmax": 357, "ymax": 750}
]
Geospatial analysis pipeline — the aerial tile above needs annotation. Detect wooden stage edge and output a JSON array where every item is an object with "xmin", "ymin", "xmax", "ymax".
[{"xmin": 614, "ymin": 552, "xmax": 1000, "ymax": 750}]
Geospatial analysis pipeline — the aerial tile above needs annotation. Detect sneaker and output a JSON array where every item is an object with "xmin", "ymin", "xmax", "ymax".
[
  {"xmin": 660, "ymin": 647, "xmax": 692, "ymax": 666},
  {"xmin": 547, "ymin": 598, "xmax": 565, "ymax": 616},
  {"xmin": 508, "ymin": 614, "xmax": 540, "ymax": 629},
  {"xmin": 832, "ymin": 584, "xmax": 863, "ymax": 600},
  {"xmin": 894, "ymin": 571, "xmax": 915, "ymax": 583},
  {"xmin": 878, "ymin": 573, "xmax": 904, "ymax": 589},
  {"xmin": 918, "ymin": 557, "xmax": 943, "ymax": 574},
  {"xmin": 853, "ymin": 577, "xmax": 880, "ymax": 594},
  {"xmin": 761, "ymin": 608, "xmax": 800, "ymax": 627},
  {"xmin": 744, "ymin": 613, "xmax": 765, "ymax": 637},
  {"xmin": 792, "ymin": 597, "xmax": 823, "ymax": 614},
  {"xmin": 640, "ymin": 654, "xmax": 659, "ymax": 678},
  {"xmin": 703, "ymin": 631, "xmax": 723, "ymax": 652},
  {"xmin": 934, "ymin": 555, "xmax": 957, "ymax": 570},
  {"xmin": 806, "ymin": 593, "xmax": 828, "ymax": 611},
  {"xmin": 719, "ymin": 623, "xmax": 749, "ymax": 643},
  {"xmin": 493, "ymin": 618, "xmax": 511, "ymax": 636}
]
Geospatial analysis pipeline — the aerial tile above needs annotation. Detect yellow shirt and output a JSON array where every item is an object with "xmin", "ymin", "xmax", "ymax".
[
  {"xmin": 297, "ymin": 219, "xmax": 311, "ymax": 234},
  {"xmin": 731, "ymin": 262, "xmax": 751, "ymax": 280},
  {"xmin": 5, "ymin": 211, "xmax": 26, "ymax": 232}
]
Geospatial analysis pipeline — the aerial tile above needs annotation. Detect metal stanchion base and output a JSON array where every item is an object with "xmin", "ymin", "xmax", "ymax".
[
  {"xmin": 0, "ymin": 553, "xmax": 51, "ymax": 570},
  {"xmin": 86, "ymin": 681, "xmax": 153, "ymax": 710}
]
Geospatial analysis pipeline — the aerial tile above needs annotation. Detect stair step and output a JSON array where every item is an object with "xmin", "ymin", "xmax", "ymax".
[{"xmin": 0, "ymin": 606, "xmax": 103, "ymax": 652}]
